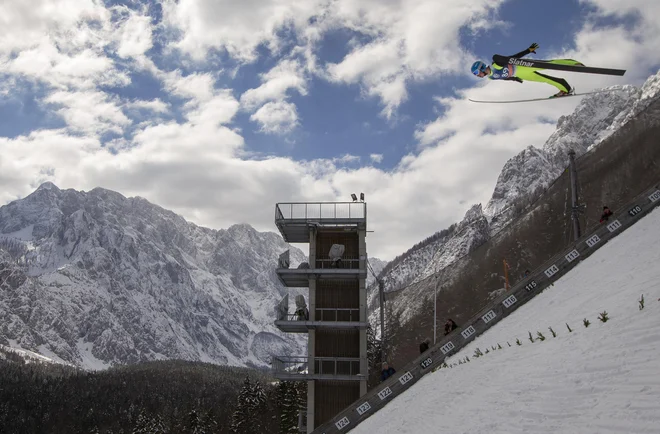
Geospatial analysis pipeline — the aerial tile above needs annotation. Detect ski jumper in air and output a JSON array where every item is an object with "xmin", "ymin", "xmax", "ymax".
[{"xmin": 471, "ymin": 43, "xmax": 584, "ymax": 98}]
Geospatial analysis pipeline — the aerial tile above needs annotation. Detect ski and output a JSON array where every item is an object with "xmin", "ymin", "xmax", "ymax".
[
  {"xmin": 493, "ymin": 55, "xmax": 626, "ymax": 76},
  {"xmin": 468, "ymin": 90, "xmax": 617, "ymax": 104}
]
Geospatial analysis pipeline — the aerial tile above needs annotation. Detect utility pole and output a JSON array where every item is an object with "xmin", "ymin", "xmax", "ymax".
[
  {"xmin": 568, "ymin": 150, "xmax": 581, "ymax": 240},
  {"xmin": 433, "ymin": 275, "xmax": 439, "ymax": 345},
  {"xmin": 378, "ymin": 278, "xmax": 386, "ymax": 363}
]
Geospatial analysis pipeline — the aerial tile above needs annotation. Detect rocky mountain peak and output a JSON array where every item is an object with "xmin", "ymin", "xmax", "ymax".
[
  {"xmin": 462, "ymin": 204, "xmax": 484, "ymax": 225},
  {"xmin": 0, "ymin": 185, "xmax": 309, "ymax": 369},
  {"xmin": 35, "ymin": 181, "xmax": 61, "ymax": 192}
]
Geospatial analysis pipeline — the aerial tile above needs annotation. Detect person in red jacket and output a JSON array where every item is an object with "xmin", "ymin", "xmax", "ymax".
[
  {"xmin": 600, "ymin": 206, "xmax": 613, "ymax": 223},
  {"xmin": 444, "ymin": 319, "xmax": 458, "ymax": 336}
]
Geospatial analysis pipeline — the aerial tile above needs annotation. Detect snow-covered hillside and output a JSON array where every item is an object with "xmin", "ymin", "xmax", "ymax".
[
  {"xmin": 353, "ymin": 207, "xmax": 660, "ymax": 434},
  {"xmin": 372, "ymin": 69, "xmax": 660, "ymax": 322},
  {"xmin": 0, "ymin": 343, "xmax": 74, "ymax": 366},
  {"xmin": 366, "ymin": 257, "xmax": 388, "ymax": 288},
  {"xmin": 0, "ymin": 183, "xmax": 310, "ymax": 370}
]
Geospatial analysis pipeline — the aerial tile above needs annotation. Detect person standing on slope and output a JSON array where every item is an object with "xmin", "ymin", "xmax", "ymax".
[{"xmin": 471, "ymin": 43, "xmax": 584, "ymax": 98}]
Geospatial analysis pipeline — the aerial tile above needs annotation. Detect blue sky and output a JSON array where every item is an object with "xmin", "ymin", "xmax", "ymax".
[{"xmin": 1, "ymin": 0, "xmax": 659, "ymax": 259}]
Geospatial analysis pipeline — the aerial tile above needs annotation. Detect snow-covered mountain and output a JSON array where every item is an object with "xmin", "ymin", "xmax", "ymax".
[
  {"xmin": 366, "ymin": 257, "xmax": 388, "ymax": 288},
  {"xmin": 372, "ymin": 70, "xmax": 660, "ymax": 317},
  {"xmin": 0, "ymin": 183, "xmax": 310, "ymax": 370},
  {"xmin": 0, "ymin": 343, "xmax": 73, "ymax": 367}
]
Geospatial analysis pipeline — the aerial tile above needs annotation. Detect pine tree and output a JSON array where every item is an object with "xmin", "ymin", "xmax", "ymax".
[
  {"xmin": 201, "ymin": 411, "xmax": 218, "ymax": 434},
  {"xmin": 231, "ymin": 376, "xmax": 268, "ymax": 434},
  {"xmin": 188, "ymin": 409, "xmax": 202, "ymax": 434},
  {"xmin": 366, "ymin": 324, "xmax": 383, "ymax": 388},
  {"xmin": 132, "ymin": 409, "xmax": 150, "ymax": 434},
  {"xmin": 186, "ymin": 409, "xmax": 210, "ymax": 434},
  {"xmin": 278, "ymin": 381, "xmax": 298, "ymax": 434},
  {"xmin": 149, "ymin": 413, "xmax": 167, "ymax": 434},
  {"xmin": 383, "ymin": 301, "xmax": 402, "ymax": 361}
]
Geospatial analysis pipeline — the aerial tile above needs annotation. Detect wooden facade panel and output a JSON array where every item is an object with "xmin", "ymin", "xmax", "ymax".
[
  {"xmin": 315, "ymin": 329, "xmax": 360, "ymax": 358},
  {"xmin": 315, "ymin": 381, "xmax": 360, "ymax": 429},
  {"xmin": 316, "ymin": 280, "xmax": 359, "ymax": 309}
]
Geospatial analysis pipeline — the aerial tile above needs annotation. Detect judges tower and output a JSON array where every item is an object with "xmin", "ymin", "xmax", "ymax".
[{"xmin": 272, "ymin": 200, "xmax": 368, "ymax": 432}]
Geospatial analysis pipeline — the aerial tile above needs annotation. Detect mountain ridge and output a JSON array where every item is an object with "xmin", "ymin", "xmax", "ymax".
[{"xmin": 0, "ymin": 184, "xmax": 314, "ymax": 369}]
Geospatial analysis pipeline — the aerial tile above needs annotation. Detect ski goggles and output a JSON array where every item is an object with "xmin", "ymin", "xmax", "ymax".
[{"xmin": 471, "ymin": 61, "xmax": 488, "ymax": 76}]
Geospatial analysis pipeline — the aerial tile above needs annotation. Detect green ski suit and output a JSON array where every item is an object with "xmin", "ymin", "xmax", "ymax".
[{"xmin": 489, "ymin": 47, "xmax": 582, "ymax": 93}]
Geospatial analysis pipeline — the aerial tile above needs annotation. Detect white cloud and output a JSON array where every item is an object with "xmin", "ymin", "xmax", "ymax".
[
  {"xmin": 240, "ymin": 59, "xmax": 307, "ymax": 135},
  {"xmin": 164, "ymin": 71, "xmax": 216, "ymax": 103},
  {"xmin": 44, "ymin": 90, "xmax": 131, "ymax": 135},
  {"xmin": 0, "ymin": 1, "xmax": 134, "ymax": 139},
  {"xmin": 581, "ymin": 0, "xmax": 660, "ymax": 16},
  {"xmin": 250, "ymin": 101, "xmax": 299, "ymax": 134},
  {"xmin": 327, "ymin": 39, "xmax": 407, "ymax": 118},
  {"xmin": 327, "ymin": 39, "xmax": 402, "ymax": 84},
  {"xmin": 126, "ymin": 99, "xmax": 170, "ymax": 114},
  {"xmin": 333, "ymin": 154, "xmax": 361, "ymax": 164},
  {"xmin": 186, "ymin": 93, "xmax": 241, "ymax": 126},
  {"xmin": 323, "ymin": 1, "xmax": 507, "ymax": 117},
  {"xmin": 128, "ymin": 120, "xmax": 244, "ymax": 162},
  {"xmin": 116, "ymin": 8, "xmax": 153, "ymax": 59},
  {"xmin": 568, "ymin": 2, "xmax": 660, "ymax": 83},
  {"xmin": 162, "ymin": 71, "xmax": 241, "ymax": 130},
  {"xmin": 0, "ymin": 0, "xmax": 110, "ymax": 55},
  {"xmin": 161, "ymin": 0, "xmax": 323, "ymax": 61},
  {"xmin": 370, "ymin": 154, "xmax": 384, "ymax": 163},
  {"xmin": 6, "ymin": 44, "xmax": 127, "ymax": 90},
  {"xmin": 160, "ymin": 0, "xmax": 506, "ymax": 117},
  {"xmin": 240, "ymin": 59, "xmax": 307, "ymax": 109},
  {"xmin": 0, "ymin": 129, "xmax": 103, "ymax": 204}
]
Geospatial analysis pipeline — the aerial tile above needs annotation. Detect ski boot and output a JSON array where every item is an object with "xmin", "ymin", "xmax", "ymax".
[{"xmin": 549, "ymin": 87, "xmax": 575, "ymax": 99}]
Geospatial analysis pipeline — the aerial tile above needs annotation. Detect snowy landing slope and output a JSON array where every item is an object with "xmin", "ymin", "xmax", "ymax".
[{"xmin": 353, "ymin": 207, "xmax": 660, "ymax": 434}]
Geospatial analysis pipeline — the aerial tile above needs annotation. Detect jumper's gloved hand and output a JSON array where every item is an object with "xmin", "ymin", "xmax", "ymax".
[
  {"xmin": 511, "ymin": 77, "xmax": 523, "ymax": 83},
  {"xmin": 528, "ymin": 43, "xmax": 539, "ymax": 53}
]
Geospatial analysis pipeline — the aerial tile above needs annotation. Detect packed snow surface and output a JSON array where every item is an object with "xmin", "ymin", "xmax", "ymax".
[{"xmin": 353, "ymin": 207, "xmax": 660, "ymax": 434}]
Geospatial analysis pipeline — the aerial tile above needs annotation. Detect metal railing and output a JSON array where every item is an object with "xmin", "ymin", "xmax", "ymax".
[
  {"xmin": 314, "ymin": 258, "xmax": 361, "ymax": 270},
  {"xmin": 275, "ymin": 297, "xmax": 360, "ymax": 322},
  {"xmin": 272, "ymin": 356, "xmax": 362, "ymax": 377},
  {"xmin": 314, "ymin": 357, "xmax": 361, "ymax": 376},
  {"xmin": 275, "ymin": 202, "xmax": 366, "ymax": 221},
  {"xmin": 272, "ymin": 356, "xmax": 309, "ymax": 375},
  {"xmin": 316, "ymin": 308, "xmax": 360, "ymax": 322}
]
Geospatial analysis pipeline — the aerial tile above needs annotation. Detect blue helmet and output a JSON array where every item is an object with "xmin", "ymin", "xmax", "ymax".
[{"xmin": 471, "ymin": 61, "xmax": 488, "ymax": 76}]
